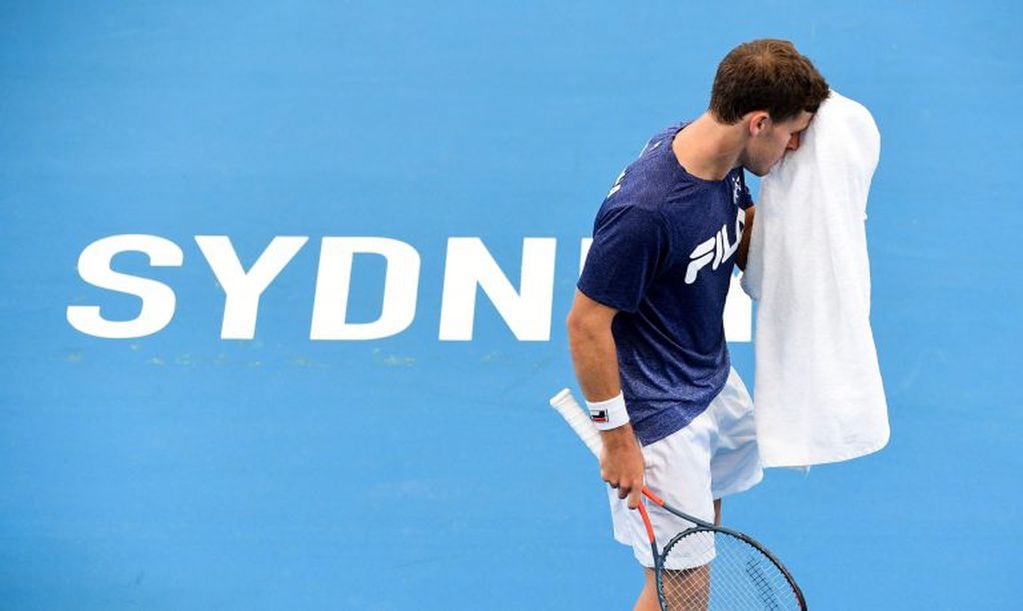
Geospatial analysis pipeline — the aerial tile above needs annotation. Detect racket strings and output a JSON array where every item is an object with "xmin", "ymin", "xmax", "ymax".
[{"xmin": 660, "ymin": 530, "xmax": 800, "ymax": 610}]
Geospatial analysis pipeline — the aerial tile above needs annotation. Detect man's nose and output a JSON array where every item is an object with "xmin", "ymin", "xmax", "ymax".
[{"xmin": 787, "ymin": 133, "xmax": 801, "ymax": 151}]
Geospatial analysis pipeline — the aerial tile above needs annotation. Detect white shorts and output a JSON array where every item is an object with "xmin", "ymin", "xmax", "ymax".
[{"xmin": 607, "ymin": 367, "xmax": 763, "ymax": 568}]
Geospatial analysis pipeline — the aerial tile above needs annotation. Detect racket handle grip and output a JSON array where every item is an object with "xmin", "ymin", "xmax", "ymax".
[{"xmin": 549, "ymin": 388, "xmax": 604, "ymax": 459}]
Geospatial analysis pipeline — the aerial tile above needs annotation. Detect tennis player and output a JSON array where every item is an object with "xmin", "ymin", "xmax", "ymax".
[{"xmin": 566, "ymin": 39, "xmax": 829, "ymax": 610}]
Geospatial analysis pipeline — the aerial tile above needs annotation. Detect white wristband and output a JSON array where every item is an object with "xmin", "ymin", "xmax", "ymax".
[{"xmin": 586, "ymin": 392, "xmax": 630, "ymax": 431}]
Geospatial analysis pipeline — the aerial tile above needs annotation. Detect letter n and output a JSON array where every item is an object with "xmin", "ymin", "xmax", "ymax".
[{"xmin": 438, "ymin": 237, "xmax": 556, "ymax": 341}]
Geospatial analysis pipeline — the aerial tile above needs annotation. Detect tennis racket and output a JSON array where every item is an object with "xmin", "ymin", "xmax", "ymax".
[{"xmin": 549, "ymin": 388, "xmax": 807, "ymax": 611}]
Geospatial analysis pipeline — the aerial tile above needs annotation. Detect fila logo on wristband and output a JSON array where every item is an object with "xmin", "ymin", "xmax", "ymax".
[{"xmin": 585, "ymin": 392, "xmax": 629, "ymax": 430}]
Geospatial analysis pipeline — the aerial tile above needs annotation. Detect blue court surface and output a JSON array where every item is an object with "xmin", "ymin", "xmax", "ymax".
[{"xmin": 1, "ymin": 2, "xmax": 1020, "ymax": 609}]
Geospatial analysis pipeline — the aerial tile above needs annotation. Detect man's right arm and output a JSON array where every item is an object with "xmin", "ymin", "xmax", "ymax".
[{"xmin": 566, "ymin": 289, "xmax": 645, "ymax": 509}]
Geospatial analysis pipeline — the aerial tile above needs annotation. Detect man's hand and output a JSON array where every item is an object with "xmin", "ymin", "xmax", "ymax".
[
  {"xmin": 736, "ymin": 204, "xmax": 756, "ymax": 271},
  {"xmin": 600, "ymin": 424, "xmax": 645, "ymax": 509}
]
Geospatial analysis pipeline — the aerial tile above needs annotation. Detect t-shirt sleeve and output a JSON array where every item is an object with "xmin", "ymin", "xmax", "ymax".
[{"xmin": 577, "ymin": 204, "xmax": 669, "ymax": 313}]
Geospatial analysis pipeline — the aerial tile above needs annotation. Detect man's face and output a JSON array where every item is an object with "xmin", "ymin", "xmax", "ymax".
[{"xmin": 743, "ymin": 111, "xmax": 814, "ymax": 177}]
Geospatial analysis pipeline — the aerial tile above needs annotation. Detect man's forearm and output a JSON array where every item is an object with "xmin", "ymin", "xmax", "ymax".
[
  {"xmin": 568, "ymin": 327, "xmax": 637, "ymax": 444},
  {"xmin": 566, "ymin": 291, "xmax": 645, "ymax": 507},
  {"xmin": 567, "ymin": 317, "xmax": 622, "ymax": 402}
]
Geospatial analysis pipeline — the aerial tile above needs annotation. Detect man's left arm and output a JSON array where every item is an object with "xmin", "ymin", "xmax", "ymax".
[{"xmin": 736, "ymin": 205, "xmax": 756, "ymax": 271}]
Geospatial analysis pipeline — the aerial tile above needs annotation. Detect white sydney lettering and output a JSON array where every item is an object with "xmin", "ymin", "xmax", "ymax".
[
  {"xmin": 196, "ymin": 236, "xmax": 308, "ymax": 340},
  {"xmin": 439, "ymin": 238, "xmax": 556, "ymax": 341},
  {"xmin": 68, "ymin": 234, "xmax": 752, "ymax": 342},
  {"xmin": 66, "ymin": 234, "xmax": 183, "ymax": 338},
  {"xmin": 311, "ymin": 237, "xmax": 421, "ymax": 340}
]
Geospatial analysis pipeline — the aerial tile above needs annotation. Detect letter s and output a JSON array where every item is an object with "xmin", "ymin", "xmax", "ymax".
[{"xmin": 66, "ymin": 234, "xmax": 183, "ymax": 338}]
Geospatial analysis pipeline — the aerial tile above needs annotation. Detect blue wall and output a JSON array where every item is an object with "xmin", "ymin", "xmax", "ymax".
[{"xmin": 2, "ymin": 1, "xmax": 1020, "ymax": 608}]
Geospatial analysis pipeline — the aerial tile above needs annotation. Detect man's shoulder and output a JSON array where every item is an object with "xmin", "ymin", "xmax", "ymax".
[
  {"xmin": 595, "ymin": 194, "xmax": 665, "ymax": 230},
  {"xmin": 631, "ymin": 122, "xmax": 688, "ymax": 168},
  {"xmin": 611, "ymin": 127, "xmax": 687, "ymax": 206}
]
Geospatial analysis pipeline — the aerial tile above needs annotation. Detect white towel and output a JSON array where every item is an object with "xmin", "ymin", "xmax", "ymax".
[{"xmin": 741, "ymin": 90, "xmax": 890, "ymax": 467}]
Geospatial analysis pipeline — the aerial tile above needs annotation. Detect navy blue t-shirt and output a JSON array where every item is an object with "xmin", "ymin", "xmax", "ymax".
[{"xmin": 578, "ymin": 122, "xmax": 753, "ymax": 446}]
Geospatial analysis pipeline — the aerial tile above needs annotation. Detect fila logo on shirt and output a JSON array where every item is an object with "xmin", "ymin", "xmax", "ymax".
[{"xmin": 685, "ymin": 205, "xmax": 746, "ymax": 285}]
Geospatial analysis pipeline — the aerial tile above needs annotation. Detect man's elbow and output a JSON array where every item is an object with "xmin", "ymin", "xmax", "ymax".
[
  {"xmin": 566, "ymin": 308, "xmax": 587, "ymax": 345},
  {"xmin": 566, "ymin": 306, "xmax": 609, "ymax": 347}
]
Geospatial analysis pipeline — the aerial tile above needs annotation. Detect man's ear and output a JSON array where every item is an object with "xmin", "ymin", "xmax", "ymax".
[{"xmin": 747, "ymin": 111, "xmax": 771, "ymax": 137}]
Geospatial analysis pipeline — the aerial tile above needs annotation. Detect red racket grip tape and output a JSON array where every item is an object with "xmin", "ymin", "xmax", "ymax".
[{"xmin": 636, "ymin": 502, "xmax": 656, "ymax": 544}]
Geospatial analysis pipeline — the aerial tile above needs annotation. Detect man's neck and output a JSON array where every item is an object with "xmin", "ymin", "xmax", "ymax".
[{"xmin": 672, "ymin": 112, "xmax": 745, "ymax": 181}]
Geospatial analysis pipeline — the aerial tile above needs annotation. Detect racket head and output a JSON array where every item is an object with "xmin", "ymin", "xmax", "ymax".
[{"xmin": 656, "ymin": 525, "xmax": 807, "ymax": 611}]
